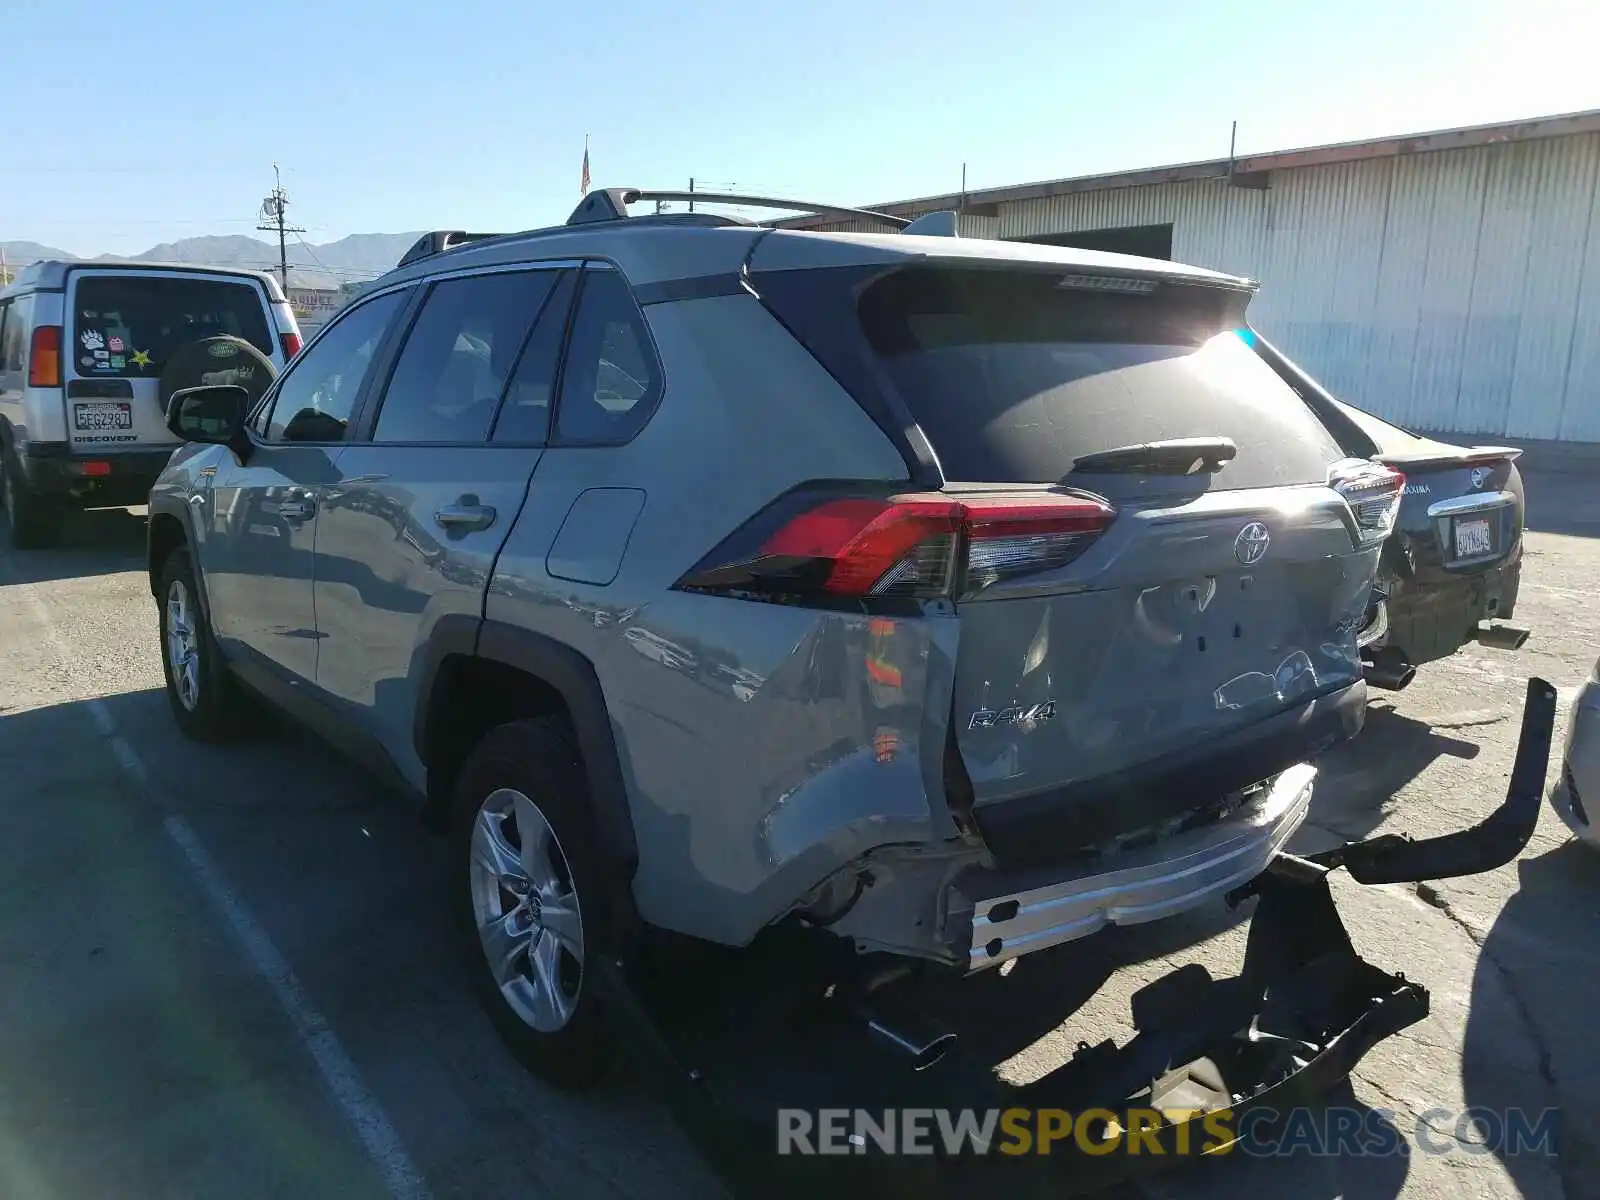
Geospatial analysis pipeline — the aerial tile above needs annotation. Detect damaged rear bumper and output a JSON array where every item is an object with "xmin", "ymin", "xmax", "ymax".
[
  {"xmin": 599, "ymin": 677, "xmax": 1557, "ymax": 1198},
  {"xmin": 961, "ymin": 763, "xmax": 1315, "ymax": 970}
]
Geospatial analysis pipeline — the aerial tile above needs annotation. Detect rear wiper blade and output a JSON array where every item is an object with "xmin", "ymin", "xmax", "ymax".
[{"xmin": 1071, "ymin": 437, "xmax": 1238, "ymax": 475}]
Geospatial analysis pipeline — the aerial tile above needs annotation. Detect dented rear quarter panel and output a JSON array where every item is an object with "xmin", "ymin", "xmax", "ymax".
[{"xmin": 485, "ymin": 289, "xmax": 965, "ymax": 946}]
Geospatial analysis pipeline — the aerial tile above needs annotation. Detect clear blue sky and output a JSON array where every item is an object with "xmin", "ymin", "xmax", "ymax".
[{"xmin": 2, "ymin": 0, "xmax": 1595, "ymax": 260}]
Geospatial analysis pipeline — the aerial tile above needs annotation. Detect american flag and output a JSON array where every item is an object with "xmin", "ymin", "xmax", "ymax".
[{"xmin": 580, "ymin": 142, "xmax": 590, "ymax": 194}]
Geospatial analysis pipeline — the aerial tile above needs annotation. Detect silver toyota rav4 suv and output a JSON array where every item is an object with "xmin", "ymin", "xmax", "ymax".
[{"xmin": 147, "ymin": 189, "xmax": 1408, "ymax": 1091}]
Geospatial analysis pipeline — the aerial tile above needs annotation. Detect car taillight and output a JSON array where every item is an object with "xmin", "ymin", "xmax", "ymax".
[
  {"xmin": 1331, "ymin": 460, "xmax": 1405, "ymax": 547},
  {"xmin": 28, "ymin": 325, "xmax": 62, "ymax": 388},
  {"xmin": 677, "ymin": 489, "xmax": 1116, "ymax": 604},
  {"xmin": 280, "ymin": 332, "xmax": 303, "ymax": 360}
]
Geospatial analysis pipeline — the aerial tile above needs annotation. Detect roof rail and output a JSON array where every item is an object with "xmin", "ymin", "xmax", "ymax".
[
  {"xmin": 564, "ymin": 188, "xmax": 912, "ymax": 230},
  {"xmin": 396, "ymin": 230, "xmax": 505, "ymax": 269}
]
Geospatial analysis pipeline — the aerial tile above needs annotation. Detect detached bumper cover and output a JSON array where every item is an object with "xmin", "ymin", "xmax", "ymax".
[{"xmin": 600, "ymin": 678, "xmax": 1557, "ymax": 1199}]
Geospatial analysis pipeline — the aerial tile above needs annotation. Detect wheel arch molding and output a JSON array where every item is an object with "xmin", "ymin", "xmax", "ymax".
[{"xmin": 414, "ymin": 617, "xmax": 641, "ymax": 905}]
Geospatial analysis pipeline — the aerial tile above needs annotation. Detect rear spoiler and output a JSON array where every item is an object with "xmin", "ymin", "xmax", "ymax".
[{"xmin": 1374, "ymin": 445, "xmax": 1524, "ymax": 470}]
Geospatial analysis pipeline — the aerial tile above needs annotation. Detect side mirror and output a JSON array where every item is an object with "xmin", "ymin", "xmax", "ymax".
[{"xmin": 167, "ymin": 384, "xmax": 252, "ymax": 461}]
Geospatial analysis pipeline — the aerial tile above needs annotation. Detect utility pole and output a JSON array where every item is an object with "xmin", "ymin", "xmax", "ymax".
[
  {"xmin": 688, "ymin": 177, "xmax": 695, "ymax": 213},
  {"xmin": 257, "ymin": 164, "xmax": 306, "ymax": 292}
]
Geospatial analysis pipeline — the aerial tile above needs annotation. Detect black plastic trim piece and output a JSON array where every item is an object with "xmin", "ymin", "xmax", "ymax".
[
  {"xmin": 67, "ymin": 378, "xmax": 135, "ymax": 399},
  {"xmin": 145, "ymin": 496, "xmax": 212, "ymax": 617},
  {"xmin": 410, "ymin": 613, "xmax": 483, "ymax": 763},
  {"xmin": 633, "ymin": 273, "xmax": 749, "ymax": 306},
  {"xmin": 443, "ymin": 620, "xmax": 640, "ymax": 888},
  {"xmin": 229, "ymin": 652, "xmax": 418, "ymax": 799},
  {"xmin": 1309, "ymin": 675, "xmax": 1556, "ymax": 883}
]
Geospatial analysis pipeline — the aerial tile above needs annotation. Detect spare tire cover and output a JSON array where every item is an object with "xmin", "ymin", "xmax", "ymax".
[{"xmin": 159, "ymin": 335, "xmax": 277, "ymax": 417}]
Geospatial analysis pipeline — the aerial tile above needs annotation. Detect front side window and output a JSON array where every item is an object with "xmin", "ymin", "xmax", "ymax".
[
  {"xmin": 371, "ymin": 270, "xmax": 556, "ymax": 444},
  {"xmin": 554, "ymin": 268, "xmax": 661, "ymax": 444},
  {"xmin": 262, "ymin": 290, "xmax": 405, "ymax": 443},
  {"xmin": 71, "ymin": 274, "xmax": 272, "ymax": 379}
]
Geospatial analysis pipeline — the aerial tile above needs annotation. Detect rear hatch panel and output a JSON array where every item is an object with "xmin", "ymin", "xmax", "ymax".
[
  {"xmin": 951, "ymin": 484, "xmax": 1374, "ymax": 815},
  {"xmin": 749, "ymin": 247, "xmax": 1386, "ymax": 858},
  {"xmin": 63, "ymin": 267, "xmax": 281, "ymax": 455}
]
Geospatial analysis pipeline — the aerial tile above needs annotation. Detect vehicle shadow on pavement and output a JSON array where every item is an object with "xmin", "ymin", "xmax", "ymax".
[
  {"xmin": 0, "ymin": 506, "xmax": 148, "ymax": 583},
  {"xmin": 1462, "ymin": 840, "xmax": 1600, "ymax": 1199},
  {"xmin": 1293, "ymin": 702, "xmax": 1481, "ymax": 853},
  {"xmin": 0, "ymin": 687, "xmax": 730, "ymax": 1199}
]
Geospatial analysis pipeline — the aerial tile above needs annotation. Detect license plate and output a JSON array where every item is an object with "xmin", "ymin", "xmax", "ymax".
[
  {"xmin": 1454, "ymin": 517, "xmax": 1494, "ymax": 558},
  {"xmin": 74, "ymin": 402, "xmax": 133, "ymax": 431}
]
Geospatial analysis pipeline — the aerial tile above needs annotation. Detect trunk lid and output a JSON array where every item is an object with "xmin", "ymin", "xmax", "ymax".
[
  {"xmin": 63, "ymin": 267, "xmax": 282, "ymax": 455},
  {"xmin": 1329, "ymin": 399, "xmax": 1524, "ymax": 572}
]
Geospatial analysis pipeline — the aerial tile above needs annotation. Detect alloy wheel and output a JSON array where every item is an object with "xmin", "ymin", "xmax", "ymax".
[
  {"xmin": 165, "ymin": 579, "xmax": 202, "ymax": 711},
  {"xmin": 469, "ymin": 787, "xmax": 585, "ymax": 1032}
]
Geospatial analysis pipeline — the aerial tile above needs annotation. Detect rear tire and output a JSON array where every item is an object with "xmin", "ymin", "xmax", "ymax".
[
  {"xmin": 452, "ymin": 717, "xmax": 614, "ymax": 1089},
  {"xmin": 1, "ymin": 451, "xmax": 64, "ymax": 549},
  {"xmin": 157, "ymin": 546, "xmax": 244, "ymax": 740}
]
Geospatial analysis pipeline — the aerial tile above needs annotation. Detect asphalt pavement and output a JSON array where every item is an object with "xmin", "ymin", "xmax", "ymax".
[{"xmin": 1, "ymin": 470, "xmax": 1596, "ymax": 1200}]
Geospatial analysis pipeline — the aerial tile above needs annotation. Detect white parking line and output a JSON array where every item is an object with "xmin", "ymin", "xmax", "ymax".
[{"xmin": 2, "ymin": 564, "xmax": 433, "ymax": 1200}]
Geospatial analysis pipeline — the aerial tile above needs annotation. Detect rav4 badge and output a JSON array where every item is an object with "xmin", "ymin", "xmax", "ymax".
[{"xmin": 968, "ymin": 701, "xmax": 1057, "ymax": 731}]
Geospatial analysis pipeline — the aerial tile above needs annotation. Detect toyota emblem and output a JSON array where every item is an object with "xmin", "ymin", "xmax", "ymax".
[{"xmin": 1235, "ymin": 521, "xmax": 1271, "ymax": 566}]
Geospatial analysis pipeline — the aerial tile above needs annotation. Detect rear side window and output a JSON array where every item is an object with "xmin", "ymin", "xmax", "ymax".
[
  {"xmin": 855, "ymin": 267, "xmax": 1343, "ymax": 488},
  {"xmin": 72, "ymin": 274, "xmax": 272, "ymax": 379},
  {"xmin": 371, "ymin": 270, "xmax": 557, "ymax": 444},
  {"xmin": 492, "ymin": 270, "xmax": 577, "ymax": 444},
  {"xmin": 554, "ymin": 268, "xmax": 660, "ymax": 444}
]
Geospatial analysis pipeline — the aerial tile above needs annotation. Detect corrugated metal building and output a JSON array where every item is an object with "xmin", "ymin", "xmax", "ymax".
[{"xmin": 787, "ymin": 110, "xmax": 1600, "ymax": 443}]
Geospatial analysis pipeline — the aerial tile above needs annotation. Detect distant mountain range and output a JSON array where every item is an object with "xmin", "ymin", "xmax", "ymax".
[{"xmin": 1, "ymin": 232, "xmax": 423, "ymax": 290}]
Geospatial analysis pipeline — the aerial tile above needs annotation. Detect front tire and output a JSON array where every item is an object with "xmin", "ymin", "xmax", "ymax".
[
  {"xmin": 452, "ymin": 718, "xmax": 614, "ymax": 1089},
  {"xmin": 157, "ymin": 547, "xmax": 243, "ymax": 740}
]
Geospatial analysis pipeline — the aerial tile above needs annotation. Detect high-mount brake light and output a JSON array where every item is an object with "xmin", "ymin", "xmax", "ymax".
[
  {"xmin": 1331, "ymin": 461, "xmax": 1406, "ymax": 547},
  {"xmin": 678, "ymin": 490, "xmax": 1117, "ymax": 604}
]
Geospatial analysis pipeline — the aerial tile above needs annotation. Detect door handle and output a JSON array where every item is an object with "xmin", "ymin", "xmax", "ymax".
[
  {"xmin": 277, "ymin": 489, "xmax": 317, "ymax": 522},
  {"xmin": 434, "ymin": 502, "xmax": 497, "ymax": 533}
]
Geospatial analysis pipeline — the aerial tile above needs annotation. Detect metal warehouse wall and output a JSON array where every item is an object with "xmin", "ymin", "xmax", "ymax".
[{"xmin": 814, "ymin": 134, "xmax": 1600, "ymax": 442}]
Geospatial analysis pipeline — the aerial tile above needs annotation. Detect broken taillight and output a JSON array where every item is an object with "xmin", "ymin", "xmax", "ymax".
[
  {"xmin": 676, "ymin": 489, "xmax": 1116, "ymax": 604},
  {"xmin": 1331, "ymin": 460, "xmax": 1406, "ymax": 547}
]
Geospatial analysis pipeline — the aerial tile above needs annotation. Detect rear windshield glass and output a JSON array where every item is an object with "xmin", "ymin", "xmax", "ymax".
[
  {"xmin": 857, "ymin": 267, "xmax": 1343, "ymax": 488},
  {"xmin": 72, "ymin": 275, "xmax": 272, "ymax": 378}
]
